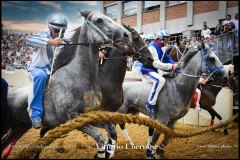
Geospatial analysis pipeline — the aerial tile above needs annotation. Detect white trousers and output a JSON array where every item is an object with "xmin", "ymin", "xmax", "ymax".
[
  {"xmin": 195, "ymin": 88, "xmax": 201, "ymax": 107},
  {"xmin": 142, "ymin": 72, "xmax": 166, "ymax": 105}
]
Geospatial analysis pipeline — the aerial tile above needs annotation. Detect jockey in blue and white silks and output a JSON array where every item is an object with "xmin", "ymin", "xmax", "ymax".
[
  {"xmin": 26, "ymin": 14, "xmax": 69, "ymax": 129},
  {"xmin": 140, "ymin": 31, "xmax": 178, "ymax": 119}
]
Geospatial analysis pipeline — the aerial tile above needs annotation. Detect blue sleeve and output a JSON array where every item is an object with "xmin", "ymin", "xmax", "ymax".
[
  {"xmin": 25, "ymin": 32, "xmax": 49, "ymax": 48},
  {"xmin": 163, "ymin": 51, "xmax": 175, "ymax": 64}
]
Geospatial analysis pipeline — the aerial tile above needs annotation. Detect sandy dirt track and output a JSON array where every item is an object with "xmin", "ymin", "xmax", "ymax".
[{"xmin": 7, "ymin": 121, "xmax": 238, "ymax": 159}]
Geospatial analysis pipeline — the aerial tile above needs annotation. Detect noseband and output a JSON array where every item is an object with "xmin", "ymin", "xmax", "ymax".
[{"xmin": 177, "ymin": 49, "xmax": 224, "ymax": 80}]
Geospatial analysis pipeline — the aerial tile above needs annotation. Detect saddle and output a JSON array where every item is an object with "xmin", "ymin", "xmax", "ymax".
[{"xmin": 163, "ymin": 72, "xmax": 176, "ymax": 78}]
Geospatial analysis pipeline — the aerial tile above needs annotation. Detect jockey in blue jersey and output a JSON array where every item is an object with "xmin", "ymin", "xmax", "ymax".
[
  {"xmin": 132, "ymin": 34, "xmax": 154, "ymax": 76},
  {"xmin": 141, "ymin": 30, "xmax": 178, "ymax": 119},
  {"xmin": 25, "ymin": 14, "xmax": 69, "ymax": 129}
]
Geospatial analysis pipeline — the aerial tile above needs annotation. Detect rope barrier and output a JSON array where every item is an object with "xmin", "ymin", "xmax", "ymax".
[{"xmin": 16, "ymin": 111, "xmax": 238, "ymax": 159}]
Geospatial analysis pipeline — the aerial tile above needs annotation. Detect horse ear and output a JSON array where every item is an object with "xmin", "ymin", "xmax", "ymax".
[
  {"xmin": 122, "ymin": 22, "xmax": 131, "ymax": 32},
  {"xmin": 228, "ymin": 70, "xmax": 232, "ymax": 76},
  {"xmin": 80, "ymin": 10, "xmax": 92, "ymax": 19}
]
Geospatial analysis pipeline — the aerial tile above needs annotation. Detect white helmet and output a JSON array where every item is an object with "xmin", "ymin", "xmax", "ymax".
[
  {"xmin": 145, "ymin": 33, "xmax": 158, "ymax": 40},
  {"xmin": 157, "ymin": 30, "xmax": 170, "ymax": 40},
  {"xmin": 48, "ymin": 14, "xmax": 68, "ymax": 31}
]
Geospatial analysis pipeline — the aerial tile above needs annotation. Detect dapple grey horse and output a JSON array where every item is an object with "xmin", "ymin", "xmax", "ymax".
[
  {"xmin": 1, "ymin": 10, "xmax": 132, "ymax": 159},
  {"xmin": 1, "ymin": 20, "xmax": 154, "ymax": 159},
  {"xmin": 117, "ymin": 42, "xmax": 229, "ymax": 158}
]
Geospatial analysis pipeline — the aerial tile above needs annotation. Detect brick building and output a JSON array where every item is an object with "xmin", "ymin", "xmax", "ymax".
[{"xmin": 100, "ymin": 1, "xmax": 238, "ymax": 38}]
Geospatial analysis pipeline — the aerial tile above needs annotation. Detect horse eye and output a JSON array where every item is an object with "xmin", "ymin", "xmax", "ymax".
[
  {"xmin": 208, "ymin": 57, "xmax": 215, "ymax": 62},
  {"xmin": 97, "ymin": 18, "xmax": 103, "ymax": 23}
]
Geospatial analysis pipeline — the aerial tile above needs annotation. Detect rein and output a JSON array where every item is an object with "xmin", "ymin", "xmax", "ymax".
[
  {"xmin": 99, "ymin": 30, "xmax": 147, "ymax": 64},
  {"xmin": 176, "ymin": 49, "xmax": 224, "ymax": 79}
]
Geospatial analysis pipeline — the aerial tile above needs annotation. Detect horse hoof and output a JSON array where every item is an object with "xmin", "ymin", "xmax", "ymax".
[
  {"xmin": 156, "ymin": 147, "xmax": 165, "ymax": 157},
  {"xmin": 94, "ymin": 153, "xmax": 105, "ymax": 159},
  {"xmin": 146, "ymin": 149, "xmax": 155, "ymax": 159},
  {"xmin": 94, "ymin": 153, "xmax": 98, "ymax": 159},
  {"xmin": 223, "ymin": 129, "xmax": 228, "ymax": 135}
]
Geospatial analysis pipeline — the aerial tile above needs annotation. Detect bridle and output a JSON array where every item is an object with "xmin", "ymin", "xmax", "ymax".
[
  {"xmin": 98, "ymin": 30, "xmax": 148, "ymax": 65},
  {"xmin": 60, "ymin": 13, "xmax": 144, "ymax": 64},
  {"xmin": 177, "ymin": 49, "xmax": 224, "ymax": 81},
  {"xmin": 168, "ymin": 41, "xmax": 188, "ymax": 61}
]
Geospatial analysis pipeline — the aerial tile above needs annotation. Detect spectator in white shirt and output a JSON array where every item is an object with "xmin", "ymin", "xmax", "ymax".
[{"xmin": 201, "ymin": 25, "xmax": 211, "ymax": 39}]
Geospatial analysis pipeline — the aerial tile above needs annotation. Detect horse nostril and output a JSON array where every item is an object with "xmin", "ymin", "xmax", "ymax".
[
  {"xmin": 123, "ymin": 32, "xmax": 129, "ymax": 38},
  {"xmin": 224, "ymin": 76, "xmax": 228, "ymax": 83},
  {"xmin": 148, "ymin": 57, "xmax": 153, "ymax": 62}
]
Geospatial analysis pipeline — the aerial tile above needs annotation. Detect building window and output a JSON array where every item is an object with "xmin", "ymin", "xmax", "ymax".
[
  {"xmin": 123, "ymin": 1, "xmax": 137, "ymax": 17},
  {"xmin": 143, "ymin": 1, "xmax": 160, "ymax": 11},
  {"xmin": 105, "ymin": 4, "xmax": 117, "ymax": 20},
  {"xmin": 166, "ymin": 1, "xmax": 186, "ymax": 6}
]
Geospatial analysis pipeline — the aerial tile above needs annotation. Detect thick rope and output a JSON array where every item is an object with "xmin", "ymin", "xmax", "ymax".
[{"xmin": 16, "ymin": 111, "xmax": 238, "ymax": 159}]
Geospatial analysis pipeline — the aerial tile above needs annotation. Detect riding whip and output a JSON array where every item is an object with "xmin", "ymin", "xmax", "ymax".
[{"xmin": 45, "ymin": 28, "xmax": 63, "ymax": 92}]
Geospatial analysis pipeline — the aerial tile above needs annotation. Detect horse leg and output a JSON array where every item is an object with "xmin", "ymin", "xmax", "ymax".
[
  {"xmin": 206, "ymin": 107, "xmax": 216, "ymax": 131},
  {"xmin": 119, "ymin": 123, "xmax": 134, "ymax": 146},
  {"xmin": 77, "ymin": 125, "xmax": 106, "ymax": 159},
  {"xmin": 40, "ymin": 126, "xmax": 52, "ymax": 138},
  {"xmin": 102, "ymin": 122, "xmax": 117, "ymax": 159},
  {"xmin": 117, "ymin": 101, "xmax": 134, "ymax": 146},
  {"xmin": 1, "ymin": 123, "xmax": 31, "ymax": 158},
  {"xmin": 210, "ymin": 108, "xmax": 228, "ymax": 135},
  {"xmin": 154, "ymin": 120, "xmax": 177, "ymax": 159},
  {"xmin": 207, "ymin": 107, "xmax": 227, "ymax": 134},
  {"xmin": 146, "ymin": 116, "xmax": 168, "ymax": 159},
  {"xmin": 146, "ymin": 127, "xmax": 154, "ymax": 148}
]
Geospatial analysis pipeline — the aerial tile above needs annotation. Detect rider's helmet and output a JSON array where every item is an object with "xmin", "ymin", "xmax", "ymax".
[
  {"xmin": 157, "ymin": 29, "xmax": 170, "ymax": 40},
  {"xmin": 48, "ymin": 14, "xmax": 68, "ymax": 33},
  {"xmin": 145, "ymin": 33, "xmax": 158, "ymax": 41}
]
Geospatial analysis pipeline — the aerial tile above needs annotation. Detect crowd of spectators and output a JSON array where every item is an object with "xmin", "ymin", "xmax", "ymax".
[
  {"xmin": 177, "ymin": 13, "xmax": 238, "ymax": 54},
  {"xmin": 1, "ymin": 13, "xmax": 239, "ymax": 71},
  {"xmin": 1, "ymin": 29, "xmax": 34, "ymax": 71}
]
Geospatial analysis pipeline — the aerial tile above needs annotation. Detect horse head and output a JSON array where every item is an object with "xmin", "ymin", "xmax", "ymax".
[
  {"xmin": 228, "ymin": 71, "xmax": 239, "ymax": 94},
  {"xmin": 80, "ymin": 10, "xmax": 132, "ymax": 51},
  {"xmin": 122, "ymin": 23, "xmax": 153, "ymax": 68},
  {"xmin": 199, "ymin": 41, "xmax": 229, "ymax": 85}
]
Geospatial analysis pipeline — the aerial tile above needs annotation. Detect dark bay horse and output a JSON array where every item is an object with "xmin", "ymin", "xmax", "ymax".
[
  {"xmin": 1, "ymin": 11, "xmax": 133, "ymax": 159},
  {"xmin": 118, "ymin": 42, "xmax": 229, "ymax": 158},
  {"xmin": 99, "ymin": 23, "xmax": 153, "ymax": 112}
]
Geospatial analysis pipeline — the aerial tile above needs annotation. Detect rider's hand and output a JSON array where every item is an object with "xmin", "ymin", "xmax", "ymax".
[
  {"xmin": 99, "ymin": 51, "xmax": 104, "ymax": 59},
  {"xmin": 199, "ymin": 77, "xmax": 207, "ymax": 85},
  {"xmin": 48, "ymin": 37, "xmax": 62, "ymax": 47},
  {"xmin": 172, "ymin": 64, "xmax": 179, "ymax": 71}
]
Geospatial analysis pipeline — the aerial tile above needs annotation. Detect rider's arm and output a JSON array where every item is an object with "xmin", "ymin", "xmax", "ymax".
[
  {"xmin": 148, "ymin": 46, "xmax": 172, "ymax": 71},
  {"xmin": 26, "ymin": 32, "xmax": 62, "ymax": 48},
  {"xmin": 26, "ymin": 32, "xmax": 50, "ymax": 48}
]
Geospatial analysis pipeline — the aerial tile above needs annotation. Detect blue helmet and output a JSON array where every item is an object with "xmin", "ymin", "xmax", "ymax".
[
  {"xmin": 145, "ymin": 33, "xmax": 158, "ymax": 40},
  {"xmin": 157, "ymin": 30, "xmax": 170, "ymax": 39},
  {"xmin": 48, "ymin": 14, "xmax": 68, "ymax": 30}
]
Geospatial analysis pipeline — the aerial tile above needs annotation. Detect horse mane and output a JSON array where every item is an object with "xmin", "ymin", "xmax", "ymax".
[
  {"xmin": 177, "ymin": 47, "xmax": 197, "ymax": 68},
  {"xmin": 52, "ymin": 26, "xmax": 81, "ymax": 74}
]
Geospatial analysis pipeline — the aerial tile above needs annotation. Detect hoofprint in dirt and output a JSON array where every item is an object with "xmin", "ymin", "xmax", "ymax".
[{"xmin": 7, "ymin": 122, "xmax": 238, "ymax": 159}]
